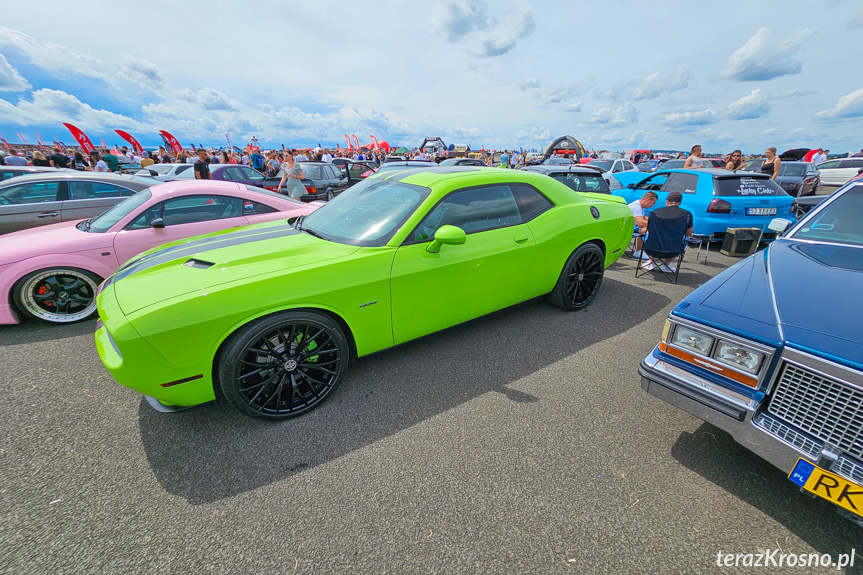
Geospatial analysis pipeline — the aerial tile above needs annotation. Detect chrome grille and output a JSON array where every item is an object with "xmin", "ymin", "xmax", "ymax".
[
  {"xmin": 768, "ymin": 363, "xmax": 863, "ymax": 460},
  {"xmin": 753, "ymin": 412, "xmax": 821, "ymax": 458},
  {"xmin": 835, "ymin": 456, "xmax": 863, "ymax": 485}
]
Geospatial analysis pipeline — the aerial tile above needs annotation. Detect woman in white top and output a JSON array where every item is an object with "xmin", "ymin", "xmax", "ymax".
[
  {"xmin": 89, "ymin": 151, "xmax": 109, "ymax": 172},
  {"xmin": 683, "ymin": 144, "xmax": 704, "ymax": 169}
]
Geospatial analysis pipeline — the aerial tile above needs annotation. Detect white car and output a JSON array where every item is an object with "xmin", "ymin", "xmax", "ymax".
[
  {"xmin": 586, "ymin": 158, "xmax": 639, "ymax": 190},
  {"xmin": 815, "ymin": 157, "xmax": 863, "ymax": 188}
]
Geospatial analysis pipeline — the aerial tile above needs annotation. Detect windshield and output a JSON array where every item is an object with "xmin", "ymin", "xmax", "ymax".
[
  {"xmin": 791, "ymin": 186, "xmax": 863, "ymax": 246},
  {"xmin": 140, "ymin": 164, "xmax": 178, "ymax": 175},
  {"xmin": 588, "ymin": 160, "xmax": 613, "ymax": 170},
  {"xmin": 550, "ymin": 173, "xmax": 610, "ymax": 194},
  {"xmin": 88, "ymin": 190, "xmax": 153, "ymax": 233},
  {"xmin": 779, "ymin": 164, "xmax": 807, "ymax": 177},
  {"xmin": 301, "ymin": 178, "xmax": 430, "ymax": 246}
]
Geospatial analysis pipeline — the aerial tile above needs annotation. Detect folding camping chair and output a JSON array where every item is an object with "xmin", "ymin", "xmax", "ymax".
[{"xmin": 635, "ymin": 212, "xmax": 690, "ymax": 284}]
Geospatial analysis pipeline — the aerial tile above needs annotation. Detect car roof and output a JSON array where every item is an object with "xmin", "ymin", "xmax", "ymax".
[
  {"xmin": 524, "ymin": 165, "xmax": 605, "ymax": 175},
  {"xmin": 660, "ymin": 167, "xmax": 770, "ymax": 178},
  {"xmin": 375, "ymin": 166, "xmax": 563, "ymax": 189},
  {"xmin": 0, "ymin": 171, "xmax": 153, "ymax": 185},
  {"xmin": 145, "ymin": 180, "xmax": 248, "ymax": 198}
]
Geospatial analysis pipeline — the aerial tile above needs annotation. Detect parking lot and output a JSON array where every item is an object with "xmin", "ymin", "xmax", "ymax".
[{"xmin": 2, "ymin": 250, "xmax": 860, "ymax": 574}]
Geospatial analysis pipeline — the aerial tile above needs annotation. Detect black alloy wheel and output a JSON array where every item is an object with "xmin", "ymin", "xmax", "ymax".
[
  {"xmin": 218, "ymin": 310, "xmax": 350, "ymax": 419},
  {"xmin": 549, "ymin": 243, "xmax": 605, "ymax": 311},
  {"xmin": 13, "ymin": 268, "xmax": 101, "ymax": 323}
]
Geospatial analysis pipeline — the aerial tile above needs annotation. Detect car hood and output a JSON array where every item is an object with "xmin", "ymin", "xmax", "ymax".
[
  {"xmin": 111, "ymin": 222, "xmax": 360, "ymax": 315},
  {"xmin": 0, "ymin": 220, "xmax": 112, "ymax": 265},
  {"xmin": 674, "ymin": 240, "xmax": 863, "ymax": 371},
  {"xmin": 612, "ymin": 171, "xmax": 652, "ymax": 188}
]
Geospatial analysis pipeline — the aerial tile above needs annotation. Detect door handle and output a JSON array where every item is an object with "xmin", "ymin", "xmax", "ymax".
[
  {"xmin": 513, "ymin": 234, "xmax": 529, "ymax": 243},
  {"xmin": 37, "ymin": 212, "xmax": 59, "ymax": 218}
]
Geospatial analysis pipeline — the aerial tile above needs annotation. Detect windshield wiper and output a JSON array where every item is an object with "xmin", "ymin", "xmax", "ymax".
[
  {"xmin": 293, "ymin": 215, "xmax": 306, "ymax": 230},
  {"xmin": 301, "ymin": 226, "xmax": 329, "ymax": 241}
]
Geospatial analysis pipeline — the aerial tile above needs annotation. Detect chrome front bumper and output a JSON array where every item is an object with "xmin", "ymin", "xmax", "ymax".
[{"xmin": 640, "ymin": 351, "xmax": 825, "ymax": 476}]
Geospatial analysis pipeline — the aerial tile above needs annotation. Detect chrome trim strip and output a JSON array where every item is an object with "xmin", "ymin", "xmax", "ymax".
[
  {"xmin": 764, "ymin": 244, "xmax": 785, "ymax": 341},
  {"xmin": 642, "ymin": 353, "xmax": 756, "ymax": 411},
  {"xmin": 783, "ymin": 237, "xmax": 863, "ymax": 250}
]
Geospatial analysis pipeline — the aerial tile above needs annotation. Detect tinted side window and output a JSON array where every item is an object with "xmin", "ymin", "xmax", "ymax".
[
  {"xmin": 410, "ymin": 185, "xmax": 522, "ymax": 241},
  {"xmin": 241, "ymin": 167, "xmax": 264, "ymax": 181},
  {"xmin": 512, "ymin": 184, "xmax": 554, "ymax": 220},
  {"xmin": 224, "ymin": 167, "xmax": 246, "ymax": 181},
  {"xmin": 840, "ymin": 160, "xmax": 863, "ymax": 169},
  {"xmin": 817, "ymin": 161, "xmax": 841, "ymax": 170},
  {"xmin": 662, "ymin": 173, "xmax": 699, "ymax": 194},
  {"xmin": 714, "ymin": 177, "xmax": 785, "ymax": 196},
  {"xmin": 127, "ymin": 195, "xmax": 245, "ymax": 229},
  {"xmin": 0, "ymin": 181, "xmax": 61, "ymax": 204}
]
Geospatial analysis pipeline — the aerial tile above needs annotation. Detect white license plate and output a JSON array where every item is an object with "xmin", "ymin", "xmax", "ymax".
[{"xmin": 746, "ymin": 207, "xmax": 777, "ymax": 216}]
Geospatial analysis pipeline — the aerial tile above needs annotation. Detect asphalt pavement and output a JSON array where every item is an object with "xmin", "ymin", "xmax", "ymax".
[{"xmin": 1, "ymin": 248, "xmax": 860, "ymax": 574}]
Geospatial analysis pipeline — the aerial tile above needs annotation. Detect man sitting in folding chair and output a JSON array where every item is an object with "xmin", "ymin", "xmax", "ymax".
[
  {"xmin": 627, "ymin": 191, "xmax": 658, "ymax": 259},
  {"xmin": 635, "ymin": 191, "xmax": 693, "ymax": 283}
]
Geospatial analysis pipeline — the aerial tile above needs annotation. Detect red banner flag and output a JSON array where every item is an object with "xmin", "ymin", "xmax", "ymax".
[
  {"xmin": 0, "ymin": 133, "xmax": 9, "ymax": 150},
  {"xmin": 352, "ymin": 134, "xmax": 360, "ymax": 150},
  {"xmin": 344, "ymin": 134, "xmax": 352, "ymax": 150},
  {"xmin": 17, "ymin": 132, "xmax": 26, "ymax": 145},
  {"xmin": 369, "ymin": 135, "xmax": 380, "ymax": 151},
  {"xmin": 115, "ymin": 130, "xmax": 144, "ymax": 154},
  {"xmin": 158, "ymin": 130, "xmax": 182, "ymax": 154},
  {"xmin": 100, "ymin": 137, "xmax": 107, "ymax": 150},
  {"xmin": 36, "ymin": 132, "xmax": 47, "ymax": 153},
  {"xmin": 61, "ymin": 123, "xmax": 95, "ymax": 153}
]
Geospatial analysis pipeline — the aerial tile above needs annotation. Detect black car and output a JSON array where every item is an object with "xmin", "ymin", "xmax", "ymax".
[
  {"xmin": 521, "ymin": 165, "xmax": 611, "ymax": 194},
  {"xmin": 775, "ymin": 161, "xmax": 819, "ymax": 197},
  {"xmin": 295, "ymin": 162, "xmax": 349, "ymax": 202}
]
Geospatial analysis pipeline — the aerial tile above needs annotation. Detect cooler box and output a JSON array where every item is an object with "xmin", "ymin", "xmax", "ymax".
[{"xmin": 720, "ymin": 228, "xmax": 760, "ymax": 257}]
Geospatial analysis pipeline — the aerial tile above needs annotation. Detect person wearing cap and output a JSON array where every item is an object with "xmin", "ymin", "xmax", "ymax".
[{"xmin": 643, "ymin": 191, "xmax": 693, "ymax": 272}]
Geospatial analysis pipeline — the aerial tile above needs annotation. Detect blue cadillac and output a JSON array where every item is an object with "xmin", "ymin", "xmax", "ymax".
[
  {"xmin": 639, "ymin": 180, "xmax": 863, "ymax": 526},
  {"xmin": 614, "ymin": 168, "xmax": 796, "ymax": 240}
]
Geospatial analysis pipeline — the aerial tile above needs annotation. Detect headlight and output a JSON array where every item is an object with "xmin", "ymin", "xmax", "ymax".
[
  {"xmin": 713, "ymin": 341, "xmax": 764, "ymax": 374},
  {"xmin": 672, "ymin": 326, "xmax": 714, "ymax": 355}
]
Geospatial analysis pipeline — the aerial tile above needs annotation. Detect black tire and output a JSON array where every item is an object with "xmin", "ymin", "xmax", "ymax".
[
  {"xmin": 13, "ymin": 267, "xmax": 102, "ymax": 324},
  {"xmin": 548, "ymin": 243, "xmax": 605, "ymax": 311},
  {"xmin": 218, "ymin": 310, "xmax": 350, "ymax": 419},
  {"xmin": 326, "ymin": 189, "xmax": 335, "ymax": 201}
]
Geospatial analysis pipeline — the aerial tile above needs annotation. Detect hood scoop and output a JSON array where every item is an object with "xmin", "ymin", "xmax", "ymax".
[{"xmin": 182, "ymin": 258, "xmax": 215, "ymax": 269}]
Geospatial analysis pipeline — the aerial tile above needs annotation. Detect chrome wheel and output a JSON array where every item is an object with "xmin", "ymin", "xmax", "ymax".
[{"xmin": 14, "ymin": 268, "xmax": 100, "ymax": 323}]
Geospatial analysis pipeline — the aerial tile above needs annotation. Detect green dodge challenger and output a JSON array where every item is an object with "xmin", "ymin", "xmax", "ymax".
[{"xmin": 95, "ymin": 167, "xmax": 633, "ymax": 418}]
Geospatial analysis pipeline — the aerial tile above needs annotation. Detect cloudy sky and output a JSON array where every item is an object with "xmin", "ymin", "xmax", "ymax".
[{"xmin": 0, "ymin": 0, "xmax": 861, "ymax": 153}]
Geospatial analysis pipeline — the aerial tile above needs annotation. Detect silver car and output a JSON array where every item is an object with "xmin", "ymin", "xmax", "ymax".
[{"xmin": 0, "ymin": 172, "xmax": 156, "ymax": 234}]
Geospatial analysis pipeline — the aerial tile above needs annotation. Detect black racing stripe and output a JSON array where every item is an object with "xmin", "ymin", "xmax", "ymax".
[{"xmin": 115, "ymin": 224, "xmax": 299, "ymax": 282}]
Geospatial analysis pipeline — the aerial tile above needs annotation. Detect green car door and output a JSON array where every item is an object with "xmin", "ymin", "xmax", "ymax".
[{"xmin": 390, "ymin": 184, "xmax": 536, "ymax": 344}]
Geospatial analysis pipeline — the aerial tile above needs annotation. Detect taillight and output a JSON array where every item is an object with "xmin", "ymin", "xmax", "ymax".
[
  {"xmin": 305, "ymin": 185, "xmax": 317, "ymax": 194},
  {"xmin": 707, "ymin": 198, "xmax": 732, "ymax": 213}
]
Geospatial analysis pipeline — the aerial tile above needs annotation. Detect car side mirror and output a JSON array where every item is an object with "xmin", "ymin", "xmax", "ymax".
[
  {"xmin": 150, "ymin": 217, "xmax": 165, "ymax": 229},
  {"xmin": 768, "ymin": 218, "xmax": 792, "ymax": 236},
  {"xmin": 426, "ymin": 225, "xmax": 466, "ymax": 253}
]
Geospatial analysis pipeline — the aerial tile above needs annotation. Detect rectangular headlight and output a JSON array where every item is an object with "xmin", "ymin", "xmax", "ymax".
[
  {"xmin": 672, "ymin": 326, "xmax": 715, "ymax": 355},
  {"xmin": 713, "ymin": 340, "xmax": 764, "ymax": 374}
]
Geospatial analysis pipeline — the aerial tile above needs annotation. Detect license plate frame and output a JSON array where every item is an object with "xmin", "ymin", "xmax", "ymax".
[
  {"xmin": 789, "ymin": 458, "xmax": 863, "ymax": 519},
  {"xmin": 746, "ymin": 207, "xmax": 777, "ymax": 216}
]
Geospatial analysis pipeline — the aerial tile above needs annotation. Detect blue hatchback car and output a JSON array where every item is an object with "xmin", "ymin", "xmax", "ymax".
[
  {"xmin": 639, "ymin": 180, "xmax": 863, "ymax": 526},
  {"xmin": 614, "ymin": 168, "xmax": 796, "ymax": 239}
]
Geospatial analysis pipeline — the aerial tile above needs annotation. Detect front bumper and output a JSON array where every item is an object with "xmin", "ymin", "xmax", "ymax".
[
  {"xmin": 640, "ymin": 350, "xmax": 802, "ymax": 475},
  {"xmin": 94, "ymin": 287, "xmax": 216, "ymax": 408}
]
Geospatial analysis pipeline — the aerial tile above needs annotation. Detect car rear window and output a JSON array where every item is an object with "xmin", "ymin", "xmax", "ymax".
[
  {"xmin": 549, "ymin": 173, "xmax": 610, "ymax": 194},
  {"xmin": 588, "ymin": 160, "xmax": 613, "ymax": 171},
  {"xmin": 779, "ymin": 164, "xmax": 806, "ymax": 177},
  {"xmin": 713, "ymin": 176, "xmax": 786, "ymax": 196}
]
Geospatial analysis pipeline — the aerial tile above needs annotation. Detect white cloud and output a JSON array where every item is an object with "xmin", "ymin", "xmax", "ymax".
[
  {"xmin": 848, "ymin": 8, "xmax": 863, "ymax": 30},
  {"xmin": 664, "ymin": 109, "xmax": 718, "ymax": 126},
  {"xmin": 518, "ymin": 77, "xmax": 540, "ymax": 90},
  {"xmin": 815, "ymin": 89, "xmax": 863, "ymax": 120},
  {"xmin": 727, "ymin": 89, "xmax": 770, "ymax": 120},
  {"xmin": 616, "ymin": 66, "xmax": 691, "ymax": 101},
  {"xmin": 117, "ymin": 58, "xmax": 165, "ymax": 90},
  {"xmin": 583, "ymin": 103, "xmax": 638, "ymax": 127},
  {"xmin": 774, "ymin": 87, "xmax": 817, "ymax": 100},
  {"xmin": 722, "ymin": 27, "xmax": 814, "ymax": 81},
  {"xmin": 564, "ymin": 102, "xmax": 583, "ymax": 113},
  {"xmin": 433, "ymin": 1, "xmax": 489, "ymax": 42},
  {"xmin": 0, "ymin": 89, "xmax": 147, "ymax": 133},
  {"xmin": 470, "ymin": 5, "xmax": 535, "ymax": 58},
  {"xmin": 0, "ymin": 25, "xmax": 110, "ymax": 84},
  {"xmin": 0, "ymin": 53, "xmax": 29, "ymax": 91},
  {"xmin": 761, "ymin": 128, "xmax": 780, "ymax": 136},
  {"xmin": 514, "ymin": 125, "xmax": 550, "ymax": 145}
]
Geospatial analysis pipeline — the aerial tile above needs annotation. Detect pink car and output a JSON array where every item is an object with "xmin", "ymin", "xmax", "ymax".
[{"xmin": 0, "ymin": 180, "xmax": 319, "ymax": 325}]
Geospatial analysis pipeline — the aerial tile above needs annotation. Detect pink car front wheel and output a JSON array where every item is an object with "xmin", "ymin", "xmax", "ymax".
[{"xmin": 13, "ymin": 268, "xmax": 102, "ymax": 324}]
